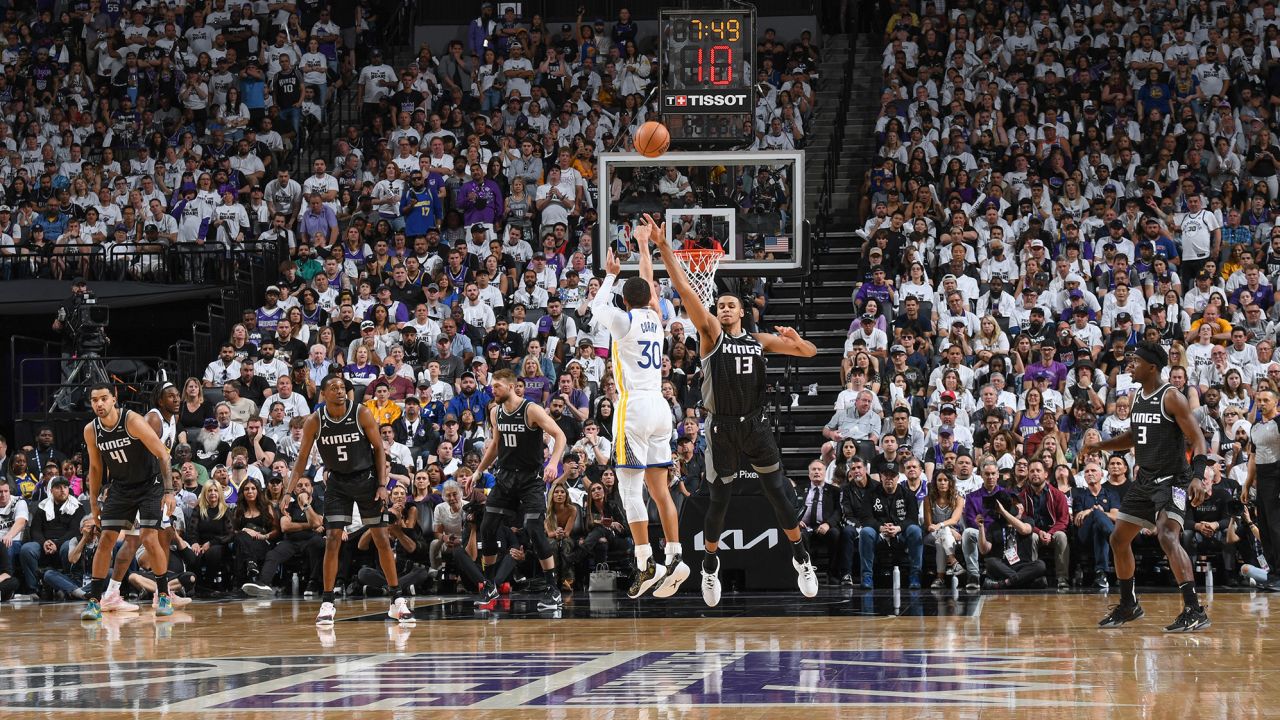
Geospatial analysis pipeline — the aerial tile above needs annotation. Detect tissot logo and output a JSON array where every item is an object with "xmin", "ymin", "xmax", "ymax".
[
  {"xmin": 666, "ymin": 94, "xmax": 747, "ymax": 107},
  {"xmin": 693, "ymin": 529, "xmax": 779, "ymax": 550}
]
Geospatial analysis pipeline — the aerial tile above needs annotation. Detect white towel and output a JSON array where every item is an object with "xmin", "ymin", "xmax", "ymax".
[{"xmin": 38, "ymin": 493, "xmax": 80, "ymax": 522}]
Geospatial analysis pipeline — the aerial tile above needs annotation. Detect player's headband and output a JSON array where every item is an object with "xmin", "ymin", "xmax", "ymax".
[{"xmin": 1133, "ymin": 345, "xmax": 1166, "ymax": 369}]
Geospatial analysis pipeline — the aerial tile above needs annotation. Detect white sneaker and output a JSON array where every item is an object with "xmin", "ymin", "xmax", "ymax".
[
  {"xmin": 316, "ymin": 601, "xmax": 337, "ymax": 626},
  {"xmin": 388, "ymin": 596, "xmax": 415, "ymax": 624},
  {"xmin": 241, "ymin": 582, "xmax": 274, "ymax": 598},
  {"xmin": 169, "ymin": 594, "xmax": 192, "ymax": 608},
  {"xmin": 652, "ymin": 558, "xmax": 690, "ymax": 599},
  {"xmin": 793, "ymin": 558, "xmax": 819, "ymax": 598},
  {"xmin": 701, "ymin": 566, "xmax": 722, "ymax": 607},
  {"xmin": 100, "ymin": 592, "xmax": 139, "ymax": 613}
]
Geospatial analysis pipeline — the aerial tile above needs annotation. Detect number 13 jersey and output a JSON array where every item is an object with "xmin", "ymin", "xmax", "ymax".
[{"xmin": 703, "ymin": 331, "xmax": 766, "ymax": 417}]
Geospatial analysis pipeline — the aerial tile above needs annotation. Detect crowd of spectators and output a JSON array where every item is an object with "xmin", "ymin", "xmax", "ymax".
[
  {"xmin": 804, "ymin": 0, "xmax": 1280, "ymax": 592},
  {"xmin": 0, "ymin": 3, "xmax": 825, "ymax": 603}
]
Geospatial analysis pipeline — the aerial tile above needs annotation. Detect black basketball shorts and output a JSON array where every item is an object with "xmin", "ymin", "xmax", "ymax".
[
  {"xmin": 486, "ymin": 468, "xmax": 546, "ymax": 521},
  {"xmin": 705, "ymin": 410, "xmax": 782, "ymax": 484},
  {"xmin": 324, "ymin": 469, "xmax": 385, "ymax": 530},
  {"xmin": 100, "ymin": 477, "xmax": 165, "ymax": 531},
  {"xmin": 1118, "ymin": 468, "xmax": 1192, "ymax": 530}
]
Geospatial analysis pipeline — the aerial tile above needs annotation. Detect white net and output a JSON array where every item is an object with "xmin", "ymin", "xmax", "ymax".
[{"xmin": 673, "ymin": 248, "xmax": 724, "ymax": 309}]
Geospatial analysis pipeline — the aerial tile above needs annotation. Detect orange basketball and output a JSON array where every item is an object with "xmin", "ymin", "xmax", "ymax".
[{"xmin": 635, "ymin": 121, "xmax": 670, "ymax": 158}]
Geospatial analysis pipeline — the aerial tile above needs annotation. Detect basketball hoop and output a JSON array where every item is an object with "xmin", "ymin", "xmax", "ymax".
[{"xmin": 673, "ymin": 247, "xmax": 724, "ymax": 309}]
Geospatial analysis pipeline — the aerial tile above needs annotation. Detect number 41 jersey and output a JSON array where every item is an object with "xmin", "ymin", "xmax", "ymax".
[{"xmin": 702, "ymin": 331, "xmax": 766, "ymax": 417}]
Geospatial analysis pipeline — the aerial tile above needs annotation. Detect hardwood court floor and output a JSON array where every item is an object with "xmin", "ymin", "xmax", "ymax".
[{"xmin": 0, "ymin": 587, "xmax": 1275, "ymax": 720}]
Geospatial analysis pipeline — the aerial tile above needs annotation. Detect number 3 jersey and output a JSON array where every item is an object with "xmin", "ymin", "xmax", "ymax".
[
  {"xmin": 590, "ymin": 277, "xmax": 673, "ymax": 468},
  {"xmin": 703, "ymin": 331, "xmax": 766, "ymax": 418},
  {"xmin": 1129, "ymin": 383, "xmax": 1189, "ymax": 479}
]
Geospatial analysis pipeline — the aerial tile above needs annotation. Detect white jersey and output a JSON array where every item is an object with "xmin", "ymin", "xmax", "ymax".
[
  {"xmin": 590, "ymin": 274, "xmax": 671, "ymax": 469},
  {"xmin": 591, "ymin": 277, "xmax": 662, "ymax": 395},
  {"xmin": 146, "ymin": 408, "xmax": 178, "ymax": 451}
]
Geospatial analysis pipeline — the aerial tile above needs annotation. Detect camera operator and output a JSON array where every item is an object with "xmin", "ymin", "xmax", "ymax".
[
  {"xmin": 1244, "ymin": 388, "xmax": 1280, "ymax": 585},
  {"xmin": 52, "ymin": 277, "xmax": 91, "ymax": 355},
  {"xmin": 976, "ymin": 489, "xmax": 1047, "ymax": 590}
]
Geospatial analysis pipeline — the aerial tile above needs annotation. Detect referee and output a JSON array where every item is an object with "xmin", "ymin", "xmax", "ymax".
[{"xmin": 1245, "ymin": 389, "xmax": 1280, "ymax": 583}]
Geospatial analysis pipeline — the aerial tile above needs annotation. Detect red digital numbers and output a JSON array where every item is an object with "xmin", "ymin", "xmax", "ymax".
[{"xmin": 693, "ymin": 45, "xmax": 734, "ymax": 86}]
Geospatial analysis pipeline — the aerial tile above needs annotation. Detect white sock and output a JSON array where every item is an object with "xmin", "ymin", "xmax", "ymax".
[
  {"xmin": 635, "ymin": 544, "xmax": 652, "ymax": 566},
  {"xmin": 106, "ymin": 579, "xmax": 121, "ymax": 597},
  {"xmin": 666, "ymin": 542, "xmax": 682, "ymax": 560}
]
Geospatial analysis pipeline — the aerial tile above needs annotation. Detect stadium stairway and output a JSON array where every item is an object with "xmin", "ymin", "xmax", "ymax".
[
  {"xmin": 804, "ymin": 34, "xmax": 881, "ymax": 230},
  {"xmin": 767, "ymin": 238, "xmax": 861, "ymax": 482},
  {"xmin": 771, "ymin": 33, "xmax": 881, "ymax": 484}
]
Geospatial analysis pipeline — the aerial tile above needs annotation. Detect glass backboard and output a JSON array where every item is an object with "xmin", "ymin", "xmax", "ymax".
[{"xmin": 595, "ymin": 150, "xmax": 807, "ymax": 276}]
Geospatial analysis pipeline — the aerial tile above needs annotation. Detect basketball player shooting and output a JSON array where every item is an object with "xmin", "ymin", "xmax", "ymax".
[
  {"xmin": 590, "ymin": 221, "xmax": 689, "ymax": 600},
  {"xmin": 1081, "ymin": 342, "xmax": 1211, "ymax": 632},
  {"xmin": 284, "ymin": 375, "xmax": 414, "ymax": 626},
  {"xmin": 81, "ymin": 383, "xmax": 176, "ymax": 620},
  {"xmin": 650, "ymin": 213, "xmax": 821, "ymax": 606}
]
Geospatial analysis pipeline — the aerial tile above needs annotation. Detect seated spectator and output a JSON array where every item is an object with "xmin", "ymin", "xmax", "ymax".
[
  {"xmin": 975, "ymin": 491, "xmax": 1047, "ymax": 591},
  {"xmin": 855, "ymin": 461, "xmax": 922, "ymax": 589}
]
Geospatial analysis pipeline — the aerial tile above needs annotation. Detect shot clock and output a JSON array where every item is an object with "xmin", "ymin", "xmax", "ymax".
[{"xmin": 658, "ymin": 8, "xmax": 755, "ymax": 148}]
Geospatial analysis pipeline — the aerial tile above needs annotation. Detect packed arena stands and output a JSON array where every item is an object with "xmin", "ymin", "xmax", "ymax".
[
  {"xmin": 0, "ymin": 2, "xmax": 827, "ymax": 602},
  {"xmin": 1, "ymin": 0, "xmax": 1275, "ymax": 606},
  {"xmin": 840, "ymin": 0, "xmax": 1277, "ymax": 591}
]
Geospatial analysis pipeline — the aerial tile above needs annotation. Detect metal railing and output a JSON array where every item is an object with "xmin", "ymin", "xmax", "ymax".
[
  {"xmin": 10, "ymin": 334, "xmax": 177, "ymax": 420},
  {"xmin": 4, "ymin": 239, "xmax": 288, "ymax": 286}
]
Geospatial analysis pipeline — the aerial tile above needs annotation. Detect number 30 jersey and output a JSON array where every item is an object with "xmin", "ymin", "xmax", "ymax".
[
  {"xmin": 703, "ymin": 331, "xmax": 766, "ymax": 417},
  {"xmin": 591, "ymin": 277, "xmax": 663, "ymax": 396},
  {"xmin": 609, "ymin": 307, "xmax": 665, "ymax": 395}
]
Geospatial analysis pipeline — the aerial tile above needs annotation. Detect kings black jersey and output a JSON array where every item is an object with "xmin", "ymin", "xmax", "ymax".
[
  {"xmin": 496, "ymin": 400, "xmax": 544, "ymax": 472},
  {"xmin": 94, "ymin": 408, "xmax": 158, "ymax": 485},
  {"xmin": 1130, "ymin": 383, "xmax": 1189, "ymax": 478},
  {"xmin": 316, "ymin": 405, "xmax": 375, "ymax": 475},
  {"xmin": 702, "ymin": 331, "xmax": 767, "ymax": 417}
]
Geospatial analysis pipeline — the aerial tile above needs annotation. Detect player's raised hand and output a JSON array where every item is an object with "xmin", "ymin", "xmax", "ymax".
[
  {"xmin": 640, "ymin": 213, "xmax": 668, "ymax": 248},
  {"xmin": 605, "ymin": 248, "xmax": 621, "ymax": 275}
]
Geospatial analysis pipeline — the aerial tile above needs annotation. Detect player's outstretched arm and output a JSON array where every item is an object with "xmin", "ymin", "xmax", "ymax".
[
  {"xmin": 473, "ymin": 406, "xmax": 502, "ymax": 477},
  {"xmin": 1080, "ymin": 430, "xmax": 1136, "ymax": 455},
  {"xmin": 756, "ymin": 325, "xmax": 817, "ymax": 358},
  {"xmin": 528, "ymin": 402, "xmax": 568, "ymax": 483},
  {"xmin": 633, "ymin": 219, "xmax": 662, "ymax": 315},
  {"xmin": 648, "ymin": 213, "xmax": 719, "ymax": 344}
]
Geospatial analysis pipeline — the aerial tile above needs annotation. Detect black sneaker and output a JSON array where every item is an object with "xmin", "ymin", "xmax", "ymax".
[
  {"xmin": 1164, "ymin": 606, "xmax": 1211, "ymax": 633},
  {"xmin": 472, "ymin": 581, "xmax": 499, "ymax": 607},
  {"xmin": 537, "ymin": 587, "xmax": 563, "ymax": 611},
  {"xmin": 627, "ymin": 558, "xmax": 667, "ymax": 599},
  {"xmin": 1098, "ymin": 603, "xmax": 1145, "ymax": 628}
]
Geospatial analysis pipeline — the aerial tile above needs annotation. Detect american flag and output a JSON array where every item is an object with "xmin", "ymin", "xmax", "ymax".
[{"xmin": 765, "ymin": 235, "xmax": 791, "ymax": 253}]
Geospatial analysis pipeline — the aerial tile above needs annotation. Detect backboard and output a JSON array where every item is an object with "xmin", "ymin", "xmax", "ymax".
[{"xmin": 594, "ymin": 150, "xmax": 807, "ymax": 278}]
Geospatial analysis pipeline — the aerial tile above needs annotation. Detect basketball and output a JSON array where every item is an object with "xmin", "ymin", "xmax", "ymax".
[{"xmin": 635, "ymin": 121, "xmax": 670, "ymax": 158}]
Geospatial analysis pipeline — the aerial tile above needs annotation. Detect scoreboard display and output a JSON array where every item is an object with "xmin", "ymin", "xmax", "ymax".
[{"xmin": 659, "ymin": 8, "xmax": 755, "ymax": 148}]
